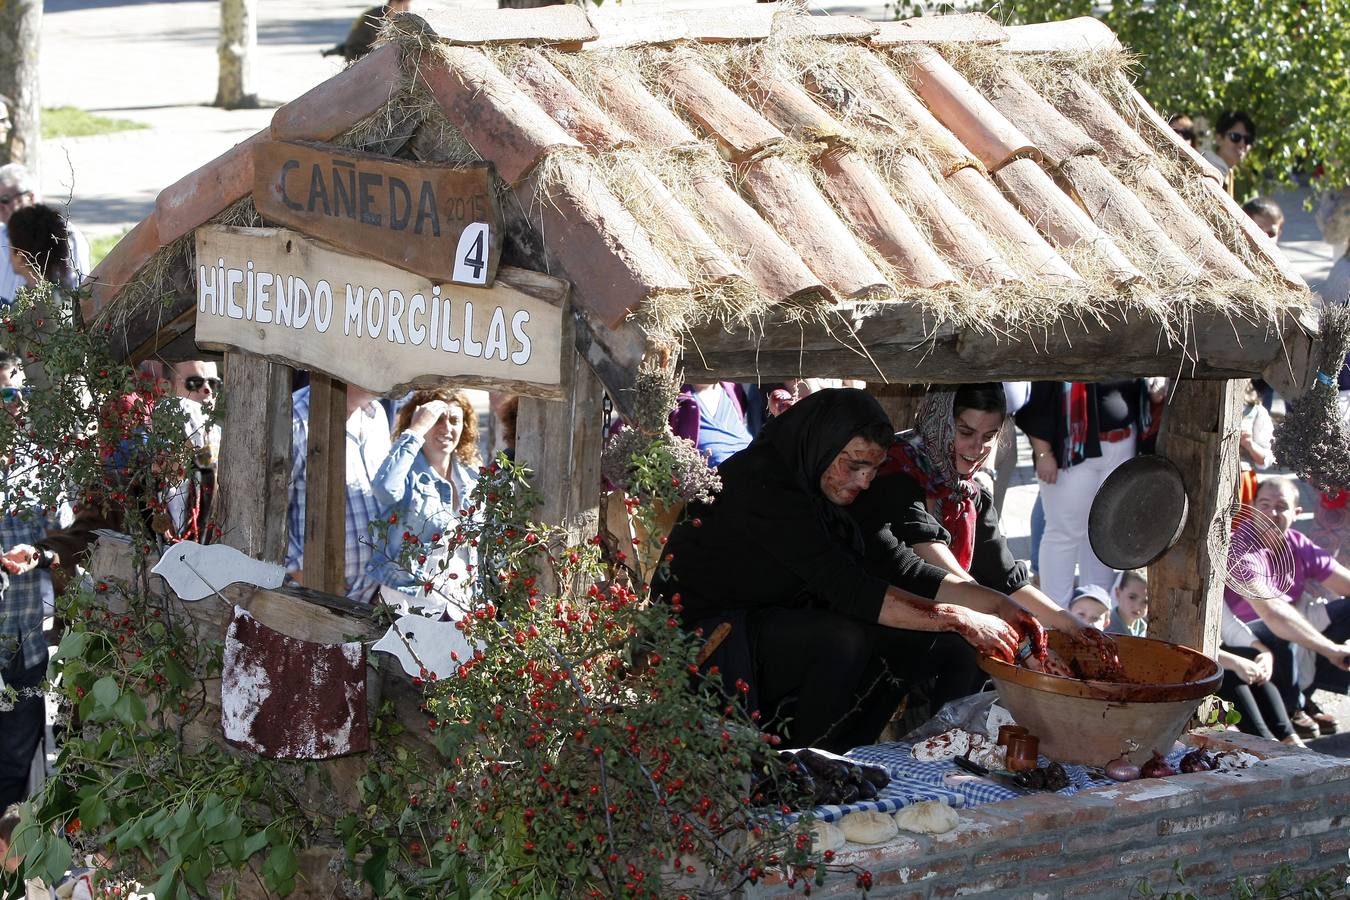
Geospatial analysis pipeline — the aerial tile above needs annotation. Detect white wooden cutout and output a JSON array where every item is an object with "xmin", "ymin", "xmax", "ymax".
[
  {"xmin": 370, "ymin": 614, "xmax": 476, "ymax": 680},
  {"xmin": 151, "ymin": 540, "xmax": 286, "ymax": 601}
]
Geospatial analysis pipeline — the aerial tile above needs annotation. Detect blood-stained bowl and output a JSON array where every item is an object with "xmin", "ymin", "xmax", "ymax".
[{"xmin": 978, "ymin": 632, "xmax": 1222, "ymax": 766}]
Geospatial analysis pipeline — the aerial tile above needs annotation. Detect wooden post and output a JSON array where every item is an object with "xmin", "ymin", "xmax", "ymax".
[
  {"xmin": 216, "ymin": 352, "xmax": 292, "ymax": 563},
  {"xmin": 304, "ymin": 374, "xmax": 348, "ymax": 596},
  {"xmin": 515, "ymin": 354, "xmax": 604, "ymax": 533},
  {"xmin": 1147, "ymin": 379, "xmax": 1242, "ymax": 655},
  {"xmin": 870, "ymin": 382, "xmax": 925, "ymax": 433}
]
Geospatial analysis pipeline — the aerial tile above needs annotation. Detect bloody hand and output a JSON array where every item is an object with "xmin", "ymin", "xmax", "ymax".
[
  {"xmin": 1002, "ymin": 603, "xmax": 1047, "ymax": 663},
  {"xmin": 952, "ymin": 608, "xmax": 1020, "ymax": 664},
  {"xmin": 1073, "ymin": 626, "xmax": 1124, "ymax": 679}
]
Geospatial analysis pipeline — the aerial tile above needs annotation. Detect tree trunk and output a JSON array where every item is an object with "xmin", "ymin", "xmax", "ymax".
[
  {"xmin": 0, "ymin": 0, "xmax": 41, "ymax": 172},
  {"xmin": 215, "ymin": 0, "xmax": 260, "ymax": 110}
]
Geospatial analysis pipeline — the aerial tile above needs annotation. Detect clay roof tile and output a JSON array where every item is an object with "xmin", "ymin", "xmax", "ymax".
[
  {"xmin": 665, "ymin": 55, "xmax": 785, "ymax": 162},
  {"xmin": 516, "ymin": 155, "xmax": 690, "ymax": 327},
  {"xmin": 871, "ymin": 13, "xmax": 1007, "ymax": 46},
  {"xmin": 903, "ymin": 45, "xmax": 1038, "ymax": 172},
  {"xmin": 742, "ymin": 154, "xmax": 892, "ymax": 300},
  {"xmin": 506, "ymin": 48, "xmax": 637, "ymax": 152},
  {"xmin": 418, "ymin": 46, "xmax": 582, "ymax": 185},
  {"xmin": 271, "ymin": 42, "xmax": 403, "ymax": 143},
  {"xmin": 979, "ymin": 66, "xmax": 1098, "ymax": 167},
  {"xmin": 1003, "ymin": 17, "xmax": 1121, "ymax": 53},
  {"xmin": 418, "ymin": 4, "xmax": 598, "ymax": 47}
]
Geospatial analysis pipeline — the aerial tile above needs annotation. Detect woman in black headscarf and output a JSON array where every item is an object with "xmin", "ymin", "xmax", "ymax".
[{"xmin": 657, "ymin": 388, "xmax": 1025, "ymax": 753}]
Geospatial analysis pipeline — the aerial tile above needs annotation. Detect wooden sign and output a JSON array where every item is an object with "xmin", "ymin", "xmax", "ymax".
[
  {"xmin": 252, "ymin": 140, "xmax": 502, "ymax": 287},
  {"xmin": 194, "ymin": 225, "xmax": 568, "ymax": 398}
]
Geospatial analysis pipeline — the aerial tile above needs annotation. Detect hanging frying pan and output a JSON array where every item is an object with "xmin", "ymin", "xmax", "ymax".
[{"xmin": 1087, "ymin": 455, "xmax": 1189, "ymax": 570}]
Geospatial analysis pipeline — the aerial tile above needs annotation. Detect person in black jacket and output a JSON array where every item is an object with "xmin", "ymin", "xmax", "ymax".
[
  {"xmin": 656, "ymin": 388, "xmax": 1027, "ymax": 753},
  {"xmin": 851, "ymin": 384, "xmax": 1116, "ymax": 659}
]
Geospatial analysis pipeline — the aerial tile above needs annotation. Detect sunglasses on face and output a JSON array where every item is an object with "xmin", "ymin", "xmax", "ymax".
[
  {"xmin": 0, "ymin": 192, "xmax": 26, "ymax": 206},
  {"xmin": 0, "ymin": 386, "xmax": 32, "ymax": 402},
  {"xmin": 183, "ymin": 375, "xmax": 222, "ymax": 392},
  {"xmin": 1172, "ymin": 127, "xmax": 1195, "ymax": 142},
  {"xmin": 1225, "ymin": 130, "xmax": 1254, "ymax": 146}
]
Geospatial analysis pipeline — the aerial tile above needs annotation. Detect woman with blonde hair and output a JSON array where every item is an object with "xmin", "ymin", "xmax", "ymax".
[{"xmin": 368, "ymin": 388, "xmax": 480, "ymax": 618}]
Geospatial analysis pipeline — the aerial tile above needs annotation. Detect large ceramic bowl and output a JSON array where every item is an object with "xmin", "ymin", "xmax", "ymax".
[{"xmin": 977, "ymin": 632, "xmax": 1222, "ymax": 765}]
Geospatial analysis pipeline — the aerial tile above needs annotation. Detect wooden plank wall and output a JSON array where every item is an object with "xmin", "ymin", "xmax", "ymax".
[
  {"xmin": 303, "ymin": 374, "xmax": 349, "ymax": 595},
  {"xmin": 216, "ymin": 352, "xmax": 293, "ymax": 563},
  {"xmin": 515, "ymin": 353, "xmax": 605, "ymax": 535},
  {"xmin": 1147, "ymin": 379, "xmax": 1241, "ymax": 655}
]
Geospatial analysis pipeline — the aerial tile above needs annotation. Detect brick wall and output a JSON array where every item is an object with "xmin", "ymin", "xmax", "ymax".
[{"xmin": 748, "ymin": 732, "xmax": 1350, "ymax": 898}]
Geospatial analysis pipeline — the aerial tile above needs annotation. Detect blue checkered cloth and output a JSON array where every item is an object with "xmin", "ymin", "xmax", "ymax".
[{"xmin": 845, "ymin": 742, "xmax": 1191, "ymax": 808}]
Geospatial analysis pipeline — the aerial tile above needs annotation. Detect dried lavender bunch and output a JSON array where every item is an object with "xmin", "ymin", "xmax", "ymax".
[
  {"xmin": 601, "ymin": 365, "xmax": 721, "ymax": 506},
  {"xmin": 1273, "ymin": 306, "xmax": 1350, "ymax": 492}
]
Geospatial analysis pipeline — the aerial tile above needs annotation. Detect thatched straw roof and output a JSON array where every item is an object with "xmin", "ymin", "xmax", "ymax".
[{"xmin": 84, "ymin": 3, "xmax": 1317, "ymax": 387}]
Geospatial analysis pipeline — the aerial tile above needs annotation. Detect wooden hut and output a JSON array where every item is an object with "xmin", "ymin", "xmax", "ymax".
[{"xmin": 86, "ymin": 3, "xmax": 1318, "ymax": 659}]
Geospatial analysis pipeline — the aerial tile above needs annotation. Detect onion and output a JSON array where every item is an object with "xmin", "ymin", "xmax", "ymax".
[
  {"xmin": 1104, "ymin": 755, "xmax": 1141, "ymax": 782},
  {"xmin": 1139, "ymin": 751, "xmax": 1177, "ymax": 779},
  {"xmin": 1179, "ymin": 749, "xmax": 1214, "ymax": 773}
]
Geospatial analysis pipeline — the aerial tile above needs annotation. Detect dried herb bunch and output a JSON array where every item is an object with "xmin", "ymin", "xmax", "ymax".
[
  {"xmin": 600, "ymin": 366, "xmax": 721, "ymax": 509},
  {"xmin": 1273, "ymin": 306, "xmax": 1350, "ymax": 492}
]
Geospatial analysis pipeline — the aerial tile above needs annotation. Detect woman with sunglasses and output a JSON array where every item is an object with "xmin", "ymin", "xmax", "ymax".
[
  {"xmin": 367, "ymin": 388, "xmax": 481, "ymax": 622},
  {"xmin": 1201, "ymin": 110, "xmax": 1255, "ymax": 195}
]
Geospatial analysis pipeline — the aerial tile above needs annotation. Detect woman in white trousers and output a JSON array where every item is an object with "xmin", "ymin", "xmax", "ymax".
[{"xmin": 1014, "ymin": 381, "xmax": 1161, "ymax": 607}]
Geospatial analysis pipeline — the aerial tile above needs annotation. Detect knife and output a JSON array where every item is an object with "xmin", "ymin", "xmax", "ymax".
[{"xmin": 951, "ymin": 754, "xmax": 1033, "ymax": 793}]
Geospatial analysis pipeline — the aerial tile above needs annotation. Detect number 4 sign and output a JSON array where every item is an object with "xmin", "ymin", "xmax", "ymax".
[{"xmin": 453, "ymin": 224, "xmax": 492, "ymax": 286}]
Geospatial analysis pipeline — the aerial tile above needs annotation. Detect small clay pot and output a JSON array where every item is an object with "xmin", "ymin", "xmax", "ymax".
[
  {"xmin": 1005, "ymin": 733, "xmax": 1040, "ymax": 772},
  {"xmin": 997, "ymin": 724, "xmax": 1029, "ymax": 747}
]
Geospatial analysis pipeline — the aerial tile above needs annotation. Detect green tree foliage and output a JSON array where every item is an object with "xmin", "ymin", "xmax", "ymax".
[{"xmin": 902, "ymin": 0, "xmax": 1350, "ymax": 198}]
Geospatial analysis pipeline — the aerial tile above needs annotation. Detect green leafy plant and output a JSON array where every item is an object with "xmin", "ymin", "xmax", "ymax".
[
  {"xmin": 14, "ymin": 577, "xmax": 311, "ymax": 900},
  {"xmin": 331, "ymin": 458, "xmax": 852, "ymax": 897},
  {"xmin": 5, "ymin": 291, "xmax": 866, "ymax": 897},
  {"xmin": 1133, "ymin": 860, "xmax": 1343, "ymax": 898},
  {"xmin": 1197, "ymin": 695, "xmax": 1243, "ymax": 729}
]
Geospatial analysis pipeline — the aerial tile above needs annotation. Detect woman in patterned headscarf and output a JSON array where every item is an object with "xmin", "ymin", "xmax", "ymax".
[
  {"xmin": 656, "ymin": 388, "xmax": 1025, "ymax": 752},
  {"xmin": 850, "ymin": 384, "xmax": 1116, "ymax": 654}
]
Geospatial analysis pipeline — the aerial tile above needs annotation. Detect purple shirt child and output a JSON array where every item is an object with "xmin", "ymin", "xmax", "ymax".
[{"xmin": 1225, "ymin": 528, "xmax": 1336, "ymax": 623}]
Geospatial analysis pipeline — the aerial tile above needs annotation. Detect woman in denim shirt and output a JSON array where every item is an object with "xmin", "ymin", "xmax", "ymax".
[{"xmin": 368, "ymin": 388, "xmax": 480, "ymax": 618}]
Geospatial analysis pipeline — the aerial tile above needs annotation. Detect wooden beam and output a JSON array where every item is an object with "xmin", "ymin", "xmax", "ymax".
[
  {"xmin": 572, "ymin": 307, "xmax": 649, "ymax": 423},
  {"xmin": 1147, "ymin": 379, "xmax": 1242, "ymax": 655},
  {"xmin": 515, "ymin": 353, "xmax": 605, "ymax": 532},
  {"xmin": 680, "ymin": 305, "xmax": 1314, "ymax": 383},
  {"xmin": 1260, "ymin": 309, "xmax": 1320, "ymax": 400},
  {"xmin": 215, "ymin": 352, "xmax": 293, "ymax": 563},
  {"xmin": 304, "ymin": 374, "xmax": 348, "ymax": 596}
]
